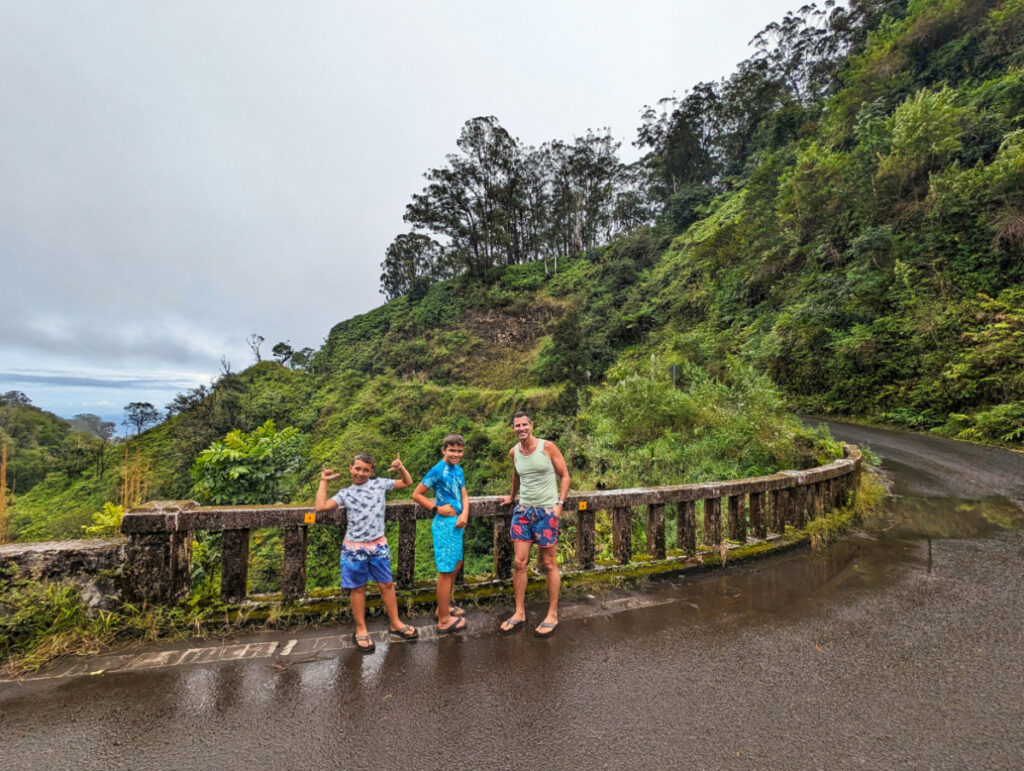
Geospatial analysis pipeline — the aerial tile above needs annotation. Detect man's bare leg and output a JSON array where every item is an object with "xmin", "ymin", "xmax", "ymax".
[
  {"xmin": 500, "ymin": 540, "xmax": 532, "ymax": 631},
  {"xmin": 537, "ymin": 544, "xmax": 560, "ymax": 632}
]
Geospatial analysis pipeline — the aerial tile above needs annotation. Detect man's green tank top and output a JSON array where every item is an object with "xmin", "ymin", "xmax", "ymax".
[{"xmin": 514, "ymin": 439, "xmax": 559, "ymax": 507}]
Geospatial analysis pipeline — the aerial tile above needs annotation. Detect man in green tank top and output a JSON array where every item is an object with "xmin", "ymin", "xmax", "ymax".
[{"xmin": 497, "ymin": 410, "xmax": 571, "ymax": 638}]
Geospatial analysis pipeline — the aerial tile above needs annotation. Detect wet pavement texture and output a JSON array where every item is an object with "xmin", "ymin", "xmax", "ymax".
[{"xmin": 2, "ymin": 421, "xmax": 1023, "ymax": 770}]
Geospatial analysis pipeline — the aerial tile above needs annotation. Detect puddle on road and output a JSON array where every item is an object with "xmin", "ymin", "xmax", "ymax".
[
  {"xmin": 607, "ymin": 491, "xmax": 1024, "ymax": 634},
  {"xmin": 874, "ymin": 495, "xmax": 1024, "ymax": 539}
]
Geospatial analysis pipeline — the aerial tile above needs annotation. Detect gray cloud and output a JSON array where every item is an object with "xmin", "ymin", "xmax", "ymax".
[{"xmin": 0, "ymin": 372, "xmax": 196, "ymax": 390}]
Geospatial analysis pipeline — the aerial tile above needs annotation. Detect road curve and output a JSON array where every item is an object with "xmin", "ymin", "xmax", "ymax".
[
  {"xmin": 2, "ymin": 422, "xmax": 1023, "ymax": 770},
  {"xmin": 809, "ymin": 417, "xmax": 1024, "ymax": 502}
]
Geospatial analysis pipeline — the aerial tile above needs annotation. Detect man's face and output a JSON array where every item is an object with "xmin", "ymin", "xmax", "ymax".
[
  {"xmin": 349, "ymin": 459, "xmax": 374, "ymax": 485},
  {"xmin": 442, "ymin": 444, "xmax": 464, "ymax": 465},
  {"xmin": 512, "ymin": 417, "xmax": 533, "ymax": 442}
]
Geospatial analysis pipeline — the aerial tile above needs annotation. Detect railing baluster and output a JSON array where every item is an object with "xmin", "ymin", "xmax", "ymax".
[
  {"xmin": 749, "ymin": 492, "xmax": 766, "ymax": 539},
  {"xmin": 221, "ymin": 528, "xmax": 250, "ymax": 603},
  {"xmin": 678, "ymin": 500, "xmax": 696, "ymax": 554},
  {"xmin": 612, "ymin": 506, "xmax": 632, "ymax": 564},
  {"xmin": 727, "ymin": 495, "xmax": 747, "ymax": 542},
  {"xmin": 790, "ymin": 485, "xmax": 807, "ymax": 528},
  {"xmin": 493, "ymin": 513, "xmax": 513, "ymax": 579},
  {"xmin": 397, "ymin": 514, "xmax": 416, "ymax": 590},
  {"xmin": 282, "ymin": 525, "xmax": 307, "ymax": 601},
  {"xmin": 646, "ymin": 503, "xmax": 666, "ymax": 559},
  {"xmin": 769, "ymin": 489, "xmax": 786, "ymax": 534},
  {"xmin": 703, "ymin": 497, "xmax": 722, "ymax": 546},
  {"xmin": 576, "ymin": 504, "xmax": 595, "ymax": 569}
]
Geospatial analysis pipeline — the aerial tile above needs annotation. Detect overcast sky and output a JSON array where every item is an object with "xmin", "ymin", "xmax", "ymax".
[{"xmin": 1, "ymin": 0, "xmax": 800, "ymax": 427}]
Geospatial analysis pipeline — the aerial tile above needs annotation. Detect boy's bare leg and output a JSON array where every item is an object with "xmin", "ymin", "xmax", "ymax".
[
  {"xmin": 350, "ymin": 586, "xmax": 368, "ymax": 636},
  {"xmin": 537, "ymin": 545, "xmax": 560, "ymax": 631},
  {"xmin": 501, "ymin": 540, "xmax": 532, "ymax": 631},
  {"xmin": 377, "ymin": 581, "xmax": 407, "ymax": 631},
  {"xmin": 436, "ymin": 571, "xmax": 456, "ymax": 627},
  {"xmin": 449, "ymin": 559, "xmax": 464, "ymax": 612}
]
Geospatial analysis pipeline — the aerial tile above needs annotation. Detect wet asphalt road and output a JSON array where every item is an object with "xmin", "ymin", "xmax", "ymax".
[{"xmin": 2, "ymin": 422, "xmax": 1023, "ymax": 770}]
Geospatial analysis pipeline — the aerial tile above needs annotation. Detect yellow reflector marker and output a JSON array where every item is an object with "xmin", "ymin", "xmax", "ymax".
[
  {"xmin": 578, "ymin": 501, "xmax": 587, "ymax": 511},
  {"xmin": 304, "ymin": 512, "xmax": 316, "ymax": 524}
]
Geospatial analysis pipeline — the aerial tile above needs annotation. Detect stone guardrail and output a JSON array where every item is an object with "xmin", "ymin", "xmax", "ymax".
[{"xmin": 118, "ymin": 445, "xmax": 862, "ymax": 605}]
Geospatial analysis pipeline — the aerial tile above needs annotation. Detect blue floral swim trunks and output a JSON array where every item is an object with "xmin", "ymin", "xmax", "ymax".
[
  {"xmin": 510, "ymin": 504, "xmax": 560, "ymax": 547},
  {"xmin": 340, "ymin": 536, "xmax": 393, "ymax": 588}
]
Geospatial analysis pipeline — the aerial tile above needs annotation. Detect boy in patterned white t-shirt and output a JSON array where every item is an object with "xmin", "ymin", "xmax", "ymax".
[{"xmin": 315, "ymin": 453, "xmax": 418, "ymax": 653}]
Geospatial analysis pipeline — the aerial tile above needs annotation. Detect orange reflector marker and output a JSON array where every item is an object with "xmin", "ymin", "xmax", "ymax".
[
  {"xmin": 304, "ymin": 512, "xmax": 316, "ymax": 524},
  {"xmin": 578, "ymin": 501, "xmax": 587, "ymax": 511}
]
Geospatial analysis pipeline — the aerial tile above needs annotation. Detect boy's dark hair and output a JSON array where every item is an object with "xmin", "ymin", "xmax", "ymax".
[
  {"xmin": 511, "ymin": 410, "xmax": 531, "ymax": 425},
  {"xmin": 442, "ymin": 433, "xmax": 465, "ymax": 449},
  {"xmin": 352, "ymin": 453, "xmax": 375, "ymax": 469}
]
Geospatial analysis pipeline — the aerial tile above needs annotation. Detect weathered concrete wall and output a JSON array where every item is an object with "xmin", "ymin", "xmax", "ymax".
[{"xmin": 0, "ymin": 538, "xmax": 126, "ymax": 610}]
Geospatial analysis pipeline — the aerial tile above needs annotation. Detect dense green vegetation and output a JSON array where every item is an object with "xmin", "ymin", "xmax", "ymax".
[{"xmin": 5, "ymin": 0, "xmax": 1022, "ymax": 572}]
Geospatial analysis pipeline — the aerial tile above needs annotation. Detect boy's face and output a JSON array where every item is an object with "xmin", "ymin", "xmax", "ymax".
[
  {"xmin": 442, "ymin": 444, "xmax": 464, "ymax": 465},
  {"xmin": 349, "ymin": 459, "xmax": 374, "ymax": 485}
]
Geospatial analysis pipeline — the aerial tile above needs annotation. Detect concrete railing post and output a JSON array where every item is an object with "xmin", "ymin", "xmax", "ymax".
[
  {"xmin": 397, "ymin": 513, "xmax": 416, "ymax": 590},
  {"xmin": 282, "ymin": 525, "xmax": 307, "ymax": 601},
  {"xmin": 493, "ymin": 514, "xmax": 513, "ymax": 579},
  {"xmin": 749, "ymin": 492, "xmax": 766, "ymax": 540},
  {"xmin": 122, "ymin": 501, "xmax": 195, "ymax": 604},
  {"xmin": 221, "ymin": 529, "xmax": 250, "ymax": 603},
  {"xmin": 768, "ymin": 489, "xmax": 787, "ymax": 533},
  {"xmin": 612, "ymin": 506, "xmax": 632, "ymax": 564},
  {"xmin": 678, "ymin": 500, "xmax": 697, "ymax": 554},
  {"xmin": 727, "ymin": 494, "xmax": 747, "ymax": 542},
  {"xmin": 646, "ymin": 503, "xmax": 666, "ymax": 559},
  {"xmin": 576, "ymin": 504, "xmax": 596, "ymax": 569},
  {"xmin": 703, "ymin": 498, "xmax": 722, "ymax": 546}
]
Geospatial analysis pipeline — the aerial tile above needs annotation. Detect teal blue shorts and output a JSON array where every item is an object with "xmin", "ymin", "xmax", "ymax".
[{"xmin": 431, "ymin": 514, "xmax": 464, "ymax": 573}]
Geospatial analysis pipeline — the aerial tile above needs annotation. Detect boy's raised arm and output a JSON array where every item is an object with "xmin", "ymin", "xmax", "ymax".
[
  {"xmin": 316, "ymin": 465, "xmax": 340, "ymax": 512},
  {"xmin": 390, "ymin": 453, "xmax": 413, "ymax": 490}
]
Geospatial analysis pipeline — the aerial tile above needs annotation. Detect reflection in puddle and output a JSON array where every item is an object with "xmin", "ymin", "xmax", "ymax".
[{"xmin": 868, "ymin": 495, "xmax": 1024, "ymax": 539}]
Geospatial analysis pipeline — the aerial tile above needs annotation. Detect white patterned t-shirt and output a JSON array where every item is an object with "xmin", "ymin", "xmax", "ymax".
[{"xmin": 332, "ymin": 477, "xmax": 396, "ymax": 542}]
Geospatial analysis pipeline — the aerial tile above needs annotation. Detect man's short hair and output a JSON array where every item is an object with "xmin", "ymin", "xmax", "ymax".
[
  {"xmin": 511, "ymin": 410, "xmax": 532, "ymax": 425},
  {"xmin": 352, "ymin": 453, "xmax": 375, "ymax": 469},
  {"xmin": 442, "ymin": 433, "xmax": 465, "ymax": 449}
]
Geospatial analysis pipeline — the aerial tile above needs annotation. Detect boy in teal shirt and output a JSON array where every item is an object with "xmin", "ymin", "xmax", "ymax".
[{"xmin": 412, "ymin": 434, "xmax": 469, "ymax": 633}]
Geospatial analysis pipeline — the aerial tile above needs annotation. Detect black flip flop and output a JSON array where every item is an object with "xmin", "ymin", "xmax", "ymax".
[
  {"xmin": 437, "ymin": 616, "xmax": 467, "ymax": 635},
  {"xmin": 499, "ymin": 618, "xmax": 525, "ymax": 636},
  {"xmin": 353, "ymin": 633, "xmax": 376, "ymax": 653},
  {"xmin": 534, "ymin": 621, "xmax": 558, "ymax": 639},
  {"xmin": 434, "ymin": 605, "xmax": 466, "ymax": 618},
  {"xmin": 388, "ymin": 624, "xmax": 420, "ymax": 640}
]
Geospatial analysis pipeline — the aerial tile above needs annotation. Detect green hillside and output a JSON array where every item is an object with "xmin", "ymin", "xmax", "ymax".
[{"xmin": 7, "ymin": 0, "xmax": 1024, "ymax": 545}]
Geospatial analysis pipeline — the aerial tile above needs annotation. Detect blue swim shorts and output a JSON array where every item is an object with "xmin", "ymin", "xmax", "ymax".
[
  {"xmin": 510, "ymin": 504, "xmax": 560, "ymax": 547},
  {"xmin": 431, "ymin": 514, "xmax": 464, "ymax": 574},
  {"xmin": 340, "ymin": 537, "xmax": 393, "ymax": 588}
]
